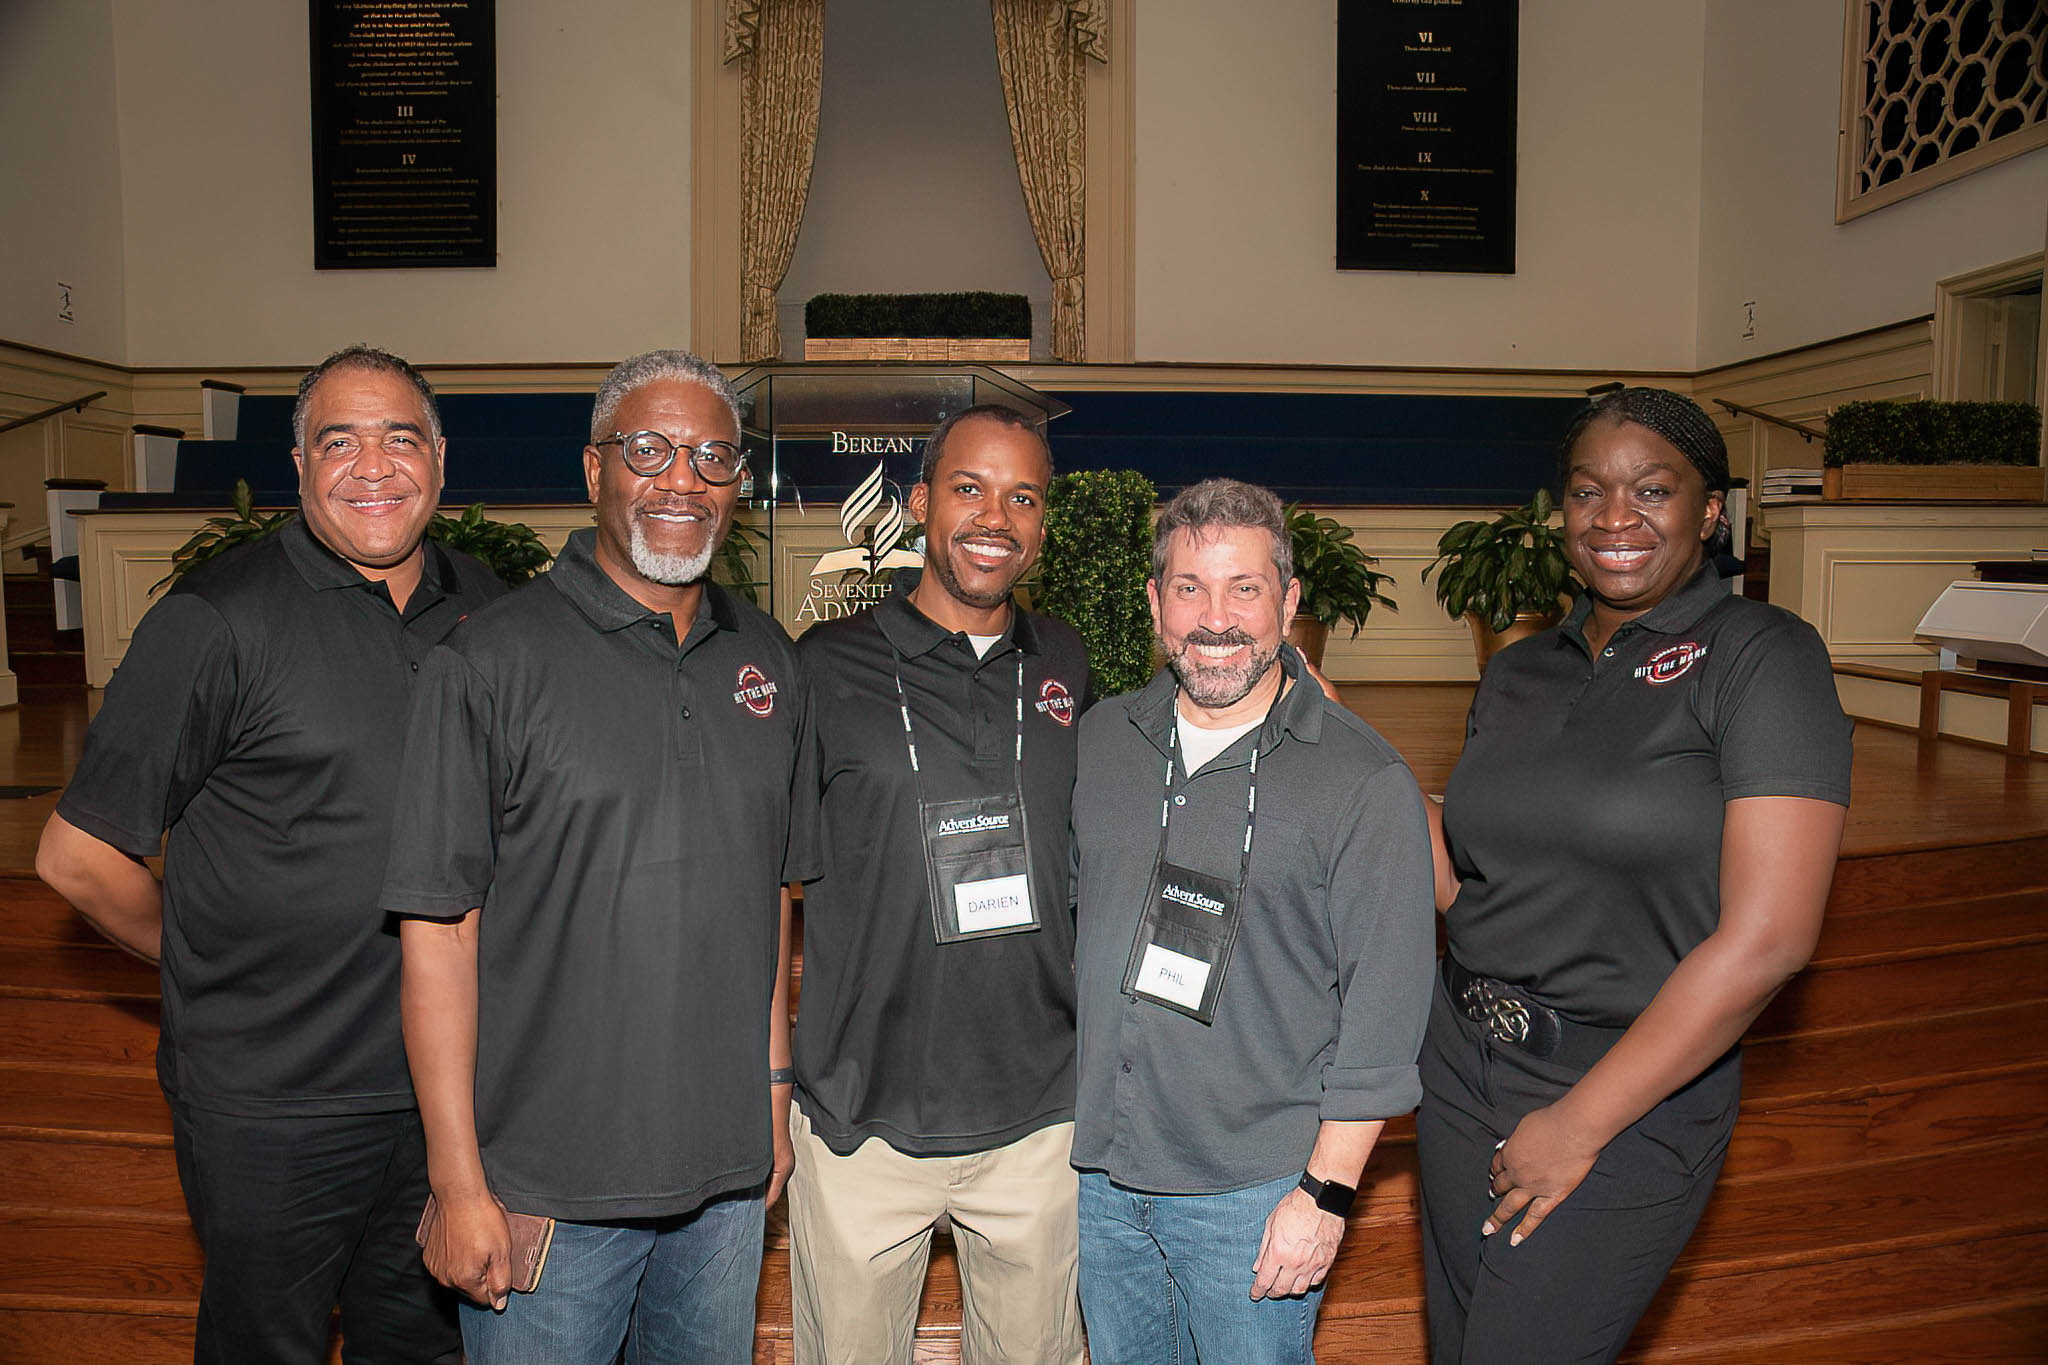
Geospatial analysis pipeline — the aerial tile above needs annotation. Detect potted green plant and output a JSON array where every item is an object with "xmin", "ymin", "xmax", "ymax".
[
  {"xmin": 427, "ymin": 502, "xmax": 554, "ymax": 588},
  {"xmin": 1423, "ymin": 489, "xmax": 1580, "ymax": 670},
  {"xmin": 1283, "ymin": 504, "xmax": 1396, "ymax": 668},
  {"xmin": 156, "ymin": 479, "xmax": 292, "ymax": 590},
  {"xmin": 158, "ymin": 479, "xmax": 554, "ymax": 591},
  {"xmin": 1038, "ymin": 469, "xmax": 1158, "ymax": 697},
  {"xmin": 1822, "ymin": 399, "xmax": 2043, "ymax": 501},
  {"xmin": 713, "ymin": 516, "xmax": 767, "ymax": 605}
]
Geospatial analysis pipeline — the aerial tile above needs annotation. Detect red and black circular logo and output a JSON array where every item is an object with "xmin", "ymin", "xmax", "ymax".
[
  {"xmin": 1035, "ymin": 678, "xmax": 1076, "ymax": 726},
  {"xmin": 733, "ymin": 664, "xmax": 779, "ymax": 716},
  {"xmin": 1636, "ymin": 641, "xmax": 1708, "ymax": 685}
]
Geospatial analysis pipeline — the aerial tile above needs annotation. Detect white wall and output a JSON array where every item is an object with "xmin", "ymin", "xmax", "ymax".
[
  {"xmin": 0, "ymin": 0, "xmax": 129, "ymax": 361},
  {"xmin": 1133, "ymin": 0, "xmax": 1707, "ymax": 372},
  {"xmin": 107, "ymin": 0, "xmax": 694, "ymax": 368},
  {"xmin": 1697, "ymin": 0, "xmax": 2048, "ymax": 370},
  {"xmin": 779, "ymin": 0, "xmax": 1049, "ymax": 348}
]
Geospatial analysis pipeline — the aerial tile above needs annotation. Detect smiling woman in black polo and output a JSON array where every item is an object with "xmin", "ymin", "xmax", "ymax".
[{"xmin": 1417, "ymin": 388, "xmax": 1853, "ymax": 1365}]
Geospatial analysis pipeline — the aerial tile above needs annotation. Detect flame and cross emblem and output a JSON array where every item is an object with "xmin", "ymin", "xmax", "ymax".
[{"xmin": 810, "ymin": 461, "xmax": 925, "ymax": 580}]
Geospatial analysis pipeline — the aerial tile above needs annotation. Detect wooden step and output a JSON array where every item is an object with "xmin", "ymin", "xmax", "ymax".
[
  {"xmin": 0, "ymin": 1306, "xmax": 194, "ymax": 1365},
  {"xmin": 1742, "ymin": 1000, "xmax": 2048, "ymax": 1106},
  {"xmin": 1724, "ymin": 1067, "xmax": 2048, "ymax": 1181},
  {"xmin": 0, "ymin": 943, "xmax": 161, "ymax": 1001},
  {"xmin": 0, "ymin": 1064, "xmax": 172, "ymax": 1141},
  {"xmin": 0, "ymin": 996, "xmax": 159, "ymax": 1070},
  {"xmin": 1629, "ymin": 1230, "xmax": 2048, "ymax": 1361},
  {"xmin": 1749, "ymin": 939, "xmax": 2048, "ymax": 1039},
  {"xmin": 1650, "ymin": 1310, "xmax": 2048, "ymax": 1365},
  {"xmin": 1307, "ymin": 1311, "xmax": 1427, "ymax": 1363},
  {"xmin": 10, "ymin": 653, "xmax": 87, "ymax": 687},
  {"xmin": 1809, "ymin": 888, "xmax": 2048, "ymax": 964},
  {"xmin": 1825, "ymin": 836, "xmax": 2048, "ymax": 914},
  {"xmin": 8, "ymin": 1209, "xmax": 203, "ymax": 1303},
  {"xmin": 0, "ymin": 1136, "xmax": 185, "ymax": 1217},
  {"xmin": 0, "ymin": 877, "xmax": 114, "ymax": 947},
  {"xmin": 1677, "ymin": 1131, "xmax": 2047, "ymax": 1274}
]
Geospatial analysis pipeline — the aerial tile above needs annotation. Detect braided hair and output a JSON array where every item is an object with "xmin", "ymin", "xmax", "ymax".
[{"xmin": 1561, "ymin": 387, "xmax": 1732, "ymax": 555}]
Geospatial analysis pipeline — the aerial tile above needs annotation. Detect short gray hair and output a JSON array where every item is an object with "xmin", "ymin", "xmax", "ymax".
[
  {"xmin": 293, "ymin": 345, "xmax": 441, "ymax": 449},
  {"xmin": 590, "ymin": 349, "xmax": 742, "ymax": 441},
  {"xmin": 1151, "ymin": 478, "xmax": 1292, "ymax": 586}
]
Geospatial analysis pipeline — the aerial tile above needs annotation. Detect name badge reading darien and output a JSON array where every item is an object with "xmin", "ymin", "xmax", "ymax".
[
  {"xmin": 920, "ymin": 793, "xmax": 1041, "ymax": 944},
  {"xmin": 1122, "ymin": 861, "xmax": 1243, "ymax": 1024}
]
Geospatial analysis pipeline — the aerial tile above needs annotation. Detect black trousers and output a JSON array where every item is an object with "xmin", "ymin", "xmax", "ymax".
[
  {"xmin": 170, "ymin": 1100, "xmax": 461, "ymax": 1365},
  {"xmin": 1415, "ymin": 971, "xmax": 1740, "ymax": 1365}
]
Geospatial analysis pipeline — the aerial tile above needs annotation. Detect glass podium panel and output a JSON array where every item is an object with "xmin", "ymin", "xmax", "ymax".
[{"xmin": 727, "ymin": 365, "xmax": 1068, "ymax": 632}]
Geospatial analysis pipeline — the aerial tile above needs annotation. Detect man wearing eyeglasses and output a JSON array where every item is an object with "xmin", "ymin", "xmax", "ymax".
[
  {"xmin": 384, "ymin": 349, "xmax": 819, "ymax": 1364},
  {"xmin": 38, "ymin": 345, "xmax": 502, "ymax": 1364}
]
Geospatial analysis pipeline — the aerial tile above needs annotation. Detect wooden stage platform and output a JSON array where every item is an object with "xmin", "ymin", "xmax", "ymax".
[{"xmin": 1, "ymin": 682, "xmax": 2044, "ymax": 1362}]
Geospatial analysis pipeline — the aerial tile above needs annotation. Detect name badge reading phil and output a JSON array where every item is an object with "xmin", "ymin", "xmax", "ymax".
[
  {"xmin": 1122, "ymin": 862, "xmax": 1242, "ymax": 1024},
  {"xmin": 919, "ymin": 794, "xmax": 1041, "ymax": 944}
]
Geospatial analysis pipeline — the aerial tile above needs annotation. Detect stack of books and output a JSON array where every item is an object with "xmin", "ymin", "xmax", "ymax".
[{"xmin": 1757, "ymin": 467, "xmax": 1825, "ymax": 503}]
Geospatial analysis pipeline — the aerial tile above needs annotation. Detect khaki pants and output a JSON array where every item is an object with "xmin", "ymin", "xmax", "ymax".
[{"xmin": 788, "ymin": 1101, "xmax": 1085, "ymax": 1365}]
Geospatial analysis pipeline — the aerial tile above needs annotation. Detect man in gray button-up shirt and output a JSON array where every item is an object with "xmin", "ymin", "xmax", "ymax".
[{"xmin": 1069, "ymin": 479, "xmax": 1434, "ymax": 1364}]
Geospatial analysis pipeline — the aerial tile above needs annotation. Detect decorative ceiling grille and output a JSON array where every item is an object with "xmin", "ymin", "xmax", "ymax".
[{"xmin": 1838, "ymin": 0, "xmax": 2047, "ymax": 221}]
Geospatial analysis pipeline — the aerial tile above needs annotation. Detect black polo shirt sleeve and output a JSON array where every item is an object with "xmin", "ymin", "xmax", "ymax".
[
  {"xmin": 1702, "ymin": 616, "xmax": 1853, "ymax": 804},
  {"xmin": 382, "ymin": 643, "xmax": 503, "ymax": 920},
  {"xmin": 782, "ymin": 656, "xmax": 825, "ymax": 885},
  {"xmin": 57, "ymin": 592, "xmax": 239, "ymax": 856},
  {"xmin": 1323, "ymin": 760, "xmax": 1435, "ymax": 1122}
]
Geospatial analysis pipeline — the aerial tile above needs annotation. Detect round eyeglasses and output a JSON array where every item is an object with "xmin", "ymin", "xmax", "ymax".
[{"xmin": 594, "ymin": 431, "xmax": 747, "ymax": 485}]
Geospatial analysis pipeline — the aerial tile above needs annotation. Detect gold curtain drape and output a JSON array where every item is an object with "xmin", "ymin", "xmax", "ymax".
[
  {"xmin": 729, "ymin": 0, "xmax": 824, "ymax": 361},
  {"xmin": 991, "ymin": 0, "xmax": 1105, "ymax": 362}
]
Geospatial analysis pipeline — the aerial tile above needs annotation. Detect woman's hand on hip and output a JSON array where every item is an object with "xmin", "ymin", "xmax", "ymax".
[{"xmin": 1484, "ymin": 1103, "xmax": 1602, "ymax": 1247}]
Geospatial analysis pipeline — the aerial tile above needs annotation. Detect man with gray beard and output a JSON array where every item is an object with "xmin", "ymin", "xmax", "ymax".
[
  {"xmin": 383, "ymin": 350, "xmax": 819, "ymax": 1364},
  {"xmin": 1067, "ymin": 479, "xmax": 1432, "ymax": 1364}
]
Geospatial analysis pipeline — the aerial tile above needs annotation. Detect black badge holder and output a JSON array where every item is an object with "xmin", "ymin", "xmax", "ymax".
[
  {"xmin": 895, "ymin": 647, "xmax": 1042, "ymax": 944},
  {"xmin": 919, "ymin": 791, "xmax": 1038, "ymax": 943},
  {"xmin": 1120, "ymin": 716, "xmax": 1262, "ymax": 1025}
]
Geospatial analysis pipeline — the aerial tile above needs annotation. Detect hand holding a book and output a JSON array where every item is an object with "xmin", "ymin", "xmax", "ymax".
[{"xmin": 422, "ymin": 1186, "xmax": 513, "ymax": 1310}]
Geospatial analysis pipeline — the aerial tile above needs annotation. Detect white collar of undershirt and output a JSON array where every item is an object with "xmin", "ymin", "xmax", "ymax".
[{"xmin": 1175, "ymin": 710, "xmax": 1262, "ymax": 776}]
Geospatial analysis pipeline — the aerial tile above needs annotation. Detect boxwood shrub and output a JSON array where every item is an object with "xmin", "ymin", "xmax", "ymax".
[{"xmin": 1823, "ymin": 399, "xmax": 2040, "ymax": 467}]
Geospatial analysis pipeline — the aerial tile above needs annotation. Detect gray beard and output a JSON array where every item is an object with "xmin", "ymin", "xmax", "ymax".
[
  {"xmin": 1166, "ymin": 640, "xmax": 1280, "ymax": 710},
  {"xmin": 628, "ymin": 520, "xmax": 716, "ymax": 586}
]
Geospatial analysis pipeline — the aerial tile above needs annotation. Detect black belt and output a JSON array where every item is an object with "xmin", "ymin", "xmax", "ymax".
[{"xmin": 1442, "ymin": 957, "xmax": 1628, "ymax": 1071}]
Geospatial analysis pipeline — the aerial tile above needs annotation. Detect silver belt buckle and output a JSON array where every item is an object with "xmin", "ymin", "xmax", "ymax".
[{"xmin": 1459, "ymin": 977, "xmax": 1532, "ymax": 1045}]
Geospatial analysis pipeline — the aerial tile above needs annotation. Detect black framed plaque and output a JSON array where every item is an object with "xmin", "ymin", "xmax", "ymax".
[
  {"xmin": 311, "ymin": 0, "xmax": 496, "ymax": 269},
  {"xmin": 1336, "ymin": 0, "xmax": 1517, "ymax": 274}
]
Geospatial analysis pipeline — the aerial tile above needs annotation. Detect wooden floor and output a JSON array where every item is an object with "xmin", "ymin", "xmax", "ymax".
[{"xmin": 2, "ymin": 683, "xmax": 2045, "ymax": 1363}]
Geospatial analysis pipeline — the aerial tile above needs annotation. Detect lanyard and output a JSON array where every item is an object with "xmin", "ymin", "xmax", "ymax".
[
  {"xmin": 1155, "ymin": 698, "xmax": 1262, "ymax": 893},
  {"xmin": 890, "ymin": 644, "xmax": 1025, "ymax": 796}
]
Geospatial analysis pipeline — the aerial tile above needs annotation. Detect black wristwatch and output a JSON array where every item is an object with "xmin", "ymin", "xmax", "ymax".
[{"xmin": 1297, "ymin": 1171, "xmax": 1357, "ymax": 1217}]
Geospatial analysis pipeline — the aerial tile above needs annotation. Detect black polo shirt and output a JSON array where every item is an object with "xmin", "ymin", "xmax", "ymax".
[
  {"xmin": 794, "ymin": 574, "xmax": 1091, "ymax": 1157},
  {"xmin": 380, "ymin": 529, "xmax": 821, "ymax": 1222},
  {"xmin": 1442, "ymin": 567, "xmax": 1853, "ymax": 1026},
  {"xmin": 56, "ymin": 516, "xmax": 504, "ymax": 1116}
]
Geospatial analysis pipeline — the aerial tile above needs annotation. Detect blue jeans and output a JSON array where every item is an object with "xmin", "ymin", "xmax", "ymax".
[
  {"xmin": 459, "ymin": 1188, "xmax": 766, "ymax": 1365},
  {"xmin": 1078, "ymin": 1170, "xmax": 1324, "ymax": 1365}
]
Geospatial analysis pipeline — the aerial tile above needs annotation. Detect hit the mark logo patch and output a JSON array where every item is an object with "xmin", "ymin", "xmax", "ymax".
[
  {"xmin": 1035, "ymin": 678, "xmax": 1076, "ymax": 727},
  {"xmin": 733, "ymin": 664, "xmax": 779, "ymax": 716},
  {"xmin": 1635, "ymin": 641, "xmax": 1708, "ymax": 685}
]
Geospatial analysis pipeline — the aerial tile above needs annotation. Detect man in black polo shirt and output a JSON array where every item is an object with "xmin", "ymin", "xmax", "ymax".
[
  {"xmin": 787, "ymin": 406, "xmax": 1090, "ymax": 1365},
  {"xmin": 37, "ymin": 346, "xmax": 498, "ymax": 1364},
  {"xmin": 384, "ymin": 349, "xmax": 818, "ymax": 1365}
]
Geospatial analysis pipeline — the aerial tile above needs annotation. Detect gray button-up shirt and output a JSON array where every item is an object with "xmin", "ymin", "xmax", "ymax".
[{"xmin": 1070, "ymin": 648, "xmax": 1434, "ymax": 1194}]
